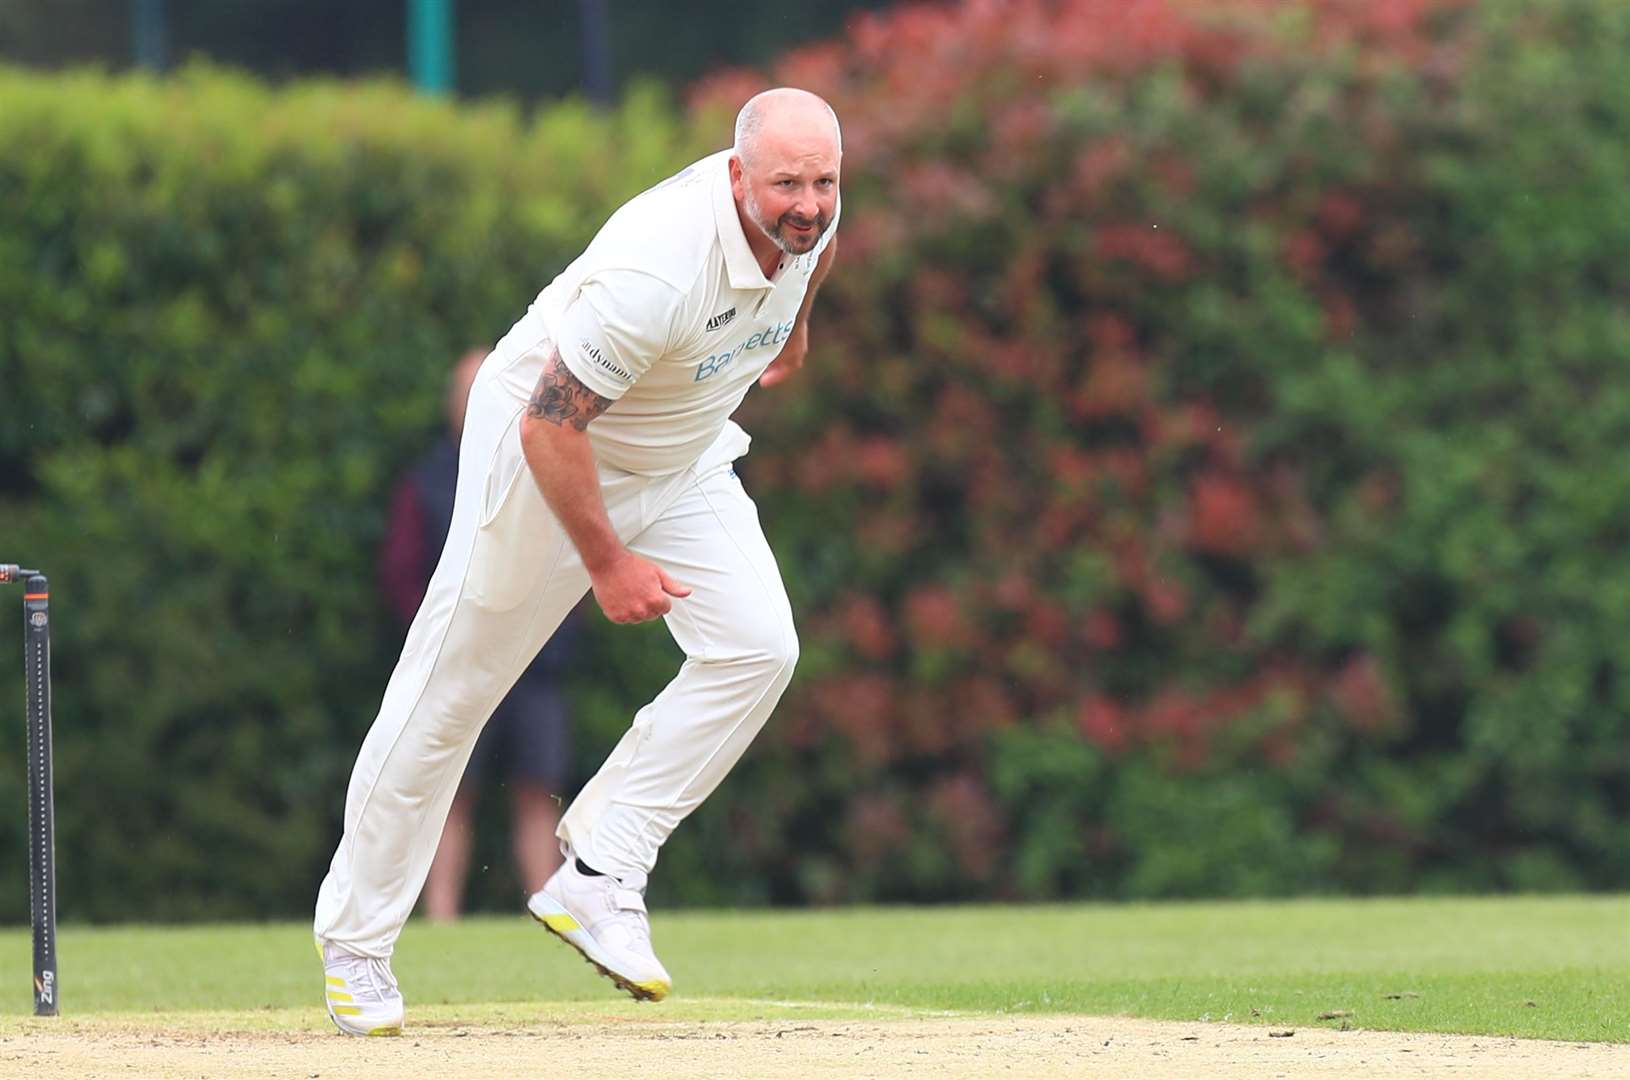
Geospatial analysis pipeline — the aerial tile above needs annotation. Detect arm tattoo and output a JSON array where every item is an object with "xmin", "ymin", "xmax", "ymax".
[{"xmin": 527, "ymin": 348, "xmax": 614, "ymax": 432}]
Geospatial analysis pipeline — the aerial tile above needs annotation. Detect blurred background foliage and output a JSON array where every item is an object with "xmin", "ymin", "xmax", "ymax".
[
  {"xmin": 1, "ymin": 0, "xmax": 1627, "ymax": 919},
  {"xmin": 0, "ymin": 0, "xmax": 892, "ymax": 102}
]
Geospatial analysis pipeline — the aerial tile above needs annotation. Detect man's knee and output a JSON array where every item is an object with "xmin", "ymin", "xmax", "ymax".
[
  {"xmin": 715, "ymin": 613, "xmax": 798, "ymax": 677},
  {"xmin": 769, "ymin": 624, "xmax": 800, "ymax": 677},
  {"xmin": 413, "ymin": 654, "xmax": 515, "ymax": 739}
]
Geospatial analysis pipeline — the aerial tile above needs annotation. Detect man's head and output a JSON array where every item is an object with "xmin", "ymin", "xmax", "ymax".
[
  {"xmin": 729, "ymin": 88, "xmax": 841, "ymax": 259},
  {"xmin": 446, "ymin": 347, "xmax": 488, "ymax": 437}
]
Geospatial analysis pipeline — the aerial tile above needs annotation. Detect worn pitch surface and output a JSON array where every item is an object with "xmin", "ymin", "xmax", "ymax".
[{"xmin": 1, "ymin": 1013, "xmax": 1625, "ymax": 1080}]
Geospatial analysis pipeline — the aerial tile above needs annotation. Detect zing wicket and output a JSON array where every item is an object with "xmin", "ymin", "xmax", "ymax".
[{"xmin": 1, "ymin": 564, "xmax": 59, "ymax": 1017}]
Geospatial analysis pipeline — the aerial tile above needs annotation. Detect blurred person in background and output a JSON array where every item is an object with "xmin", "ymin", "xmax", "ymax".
[
  {"xmin": 378, "ymin": 347, "xmax": 578, "ymax": 920},
  {"xmin": 315, "ymin": 87, "xmax": 841, "ymax": 1035}
]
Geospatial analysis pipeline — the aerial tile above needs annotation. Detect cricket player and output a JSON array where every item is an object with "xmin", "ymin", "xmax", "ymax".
[{"xmin": 314, "ymin": 87, "xmax": 841, "ymax": 1036}]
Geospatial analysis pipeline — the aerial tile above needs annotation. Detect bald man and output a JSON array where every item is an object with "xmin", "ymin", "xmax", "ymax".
[{"xmin": 314, "ymin": 88, "xmax": 841, "ymax": 1035}]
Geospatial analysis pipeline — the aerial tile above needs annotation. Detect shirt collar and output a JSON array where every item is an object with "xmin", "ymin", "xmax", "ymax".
[{"xmin": 711, "ymin": 151, "xmax": 773, "ymax": 291}]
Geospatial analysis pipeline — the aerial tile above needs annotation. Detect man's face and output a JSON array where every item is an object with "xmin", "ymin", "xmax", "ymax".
[{"xmin": 733, "ymin": 135, "xmax": 840, "ymax": 257}]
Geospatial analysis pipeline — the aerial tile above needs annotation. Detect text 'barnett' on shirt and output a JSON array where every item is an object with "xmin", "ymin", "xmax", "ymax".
[{"xmin": 693, "ymin": 319, "xmax": 796, "ymax": 383}]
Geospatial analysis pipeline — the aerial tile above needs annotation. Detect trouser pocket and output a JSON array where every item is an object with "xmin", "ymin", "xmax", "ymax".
[{"xmin": 466, "ymin": 417, "xmax": 551, "ymax": 612}]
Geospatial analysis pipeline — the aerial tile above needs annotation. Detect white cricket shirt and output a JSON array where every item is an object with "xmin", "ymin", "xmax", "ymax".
[{"xmin": 487, "ymin": 149, "xmax": 839, "ymax": 476}]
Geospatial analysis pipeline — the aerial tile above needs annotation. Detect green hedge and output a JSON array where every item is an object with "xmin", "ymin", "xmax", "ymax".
[
  {"xmin": 0, "ymin": 66, "xmax": 706, "ymax": 919},
  {"xmin": 2, "ymin": 0, "xmax": 1628, "ymax": 921}
]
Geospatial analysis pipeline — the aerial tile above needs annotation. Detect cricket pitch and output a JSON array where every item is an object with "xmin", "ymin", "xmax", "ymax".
[{"xmin": 1, "ymin": 1013, "xmax": 1624, "ymax": 1079}]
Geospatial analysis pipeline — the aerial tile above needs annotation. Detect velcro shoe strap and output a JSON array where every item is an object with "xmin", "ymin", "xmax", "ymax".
[{"xmin": 612, "ymin": 888, "xmax": 648, "ymax": 914}]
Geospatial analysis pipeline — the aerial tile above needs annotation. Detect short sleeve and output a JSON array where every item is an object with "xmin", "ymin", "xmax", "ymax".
[{"xmin": 554, "ymin": 270, "xmax": 684, "ymax": 400}]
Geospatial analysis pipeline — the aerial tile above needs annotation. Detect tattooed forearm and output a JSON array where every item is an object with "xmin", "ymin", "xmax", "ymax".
[{"xmin": 527, "ymin": 349, "xmax": 614, "ymax": 432}]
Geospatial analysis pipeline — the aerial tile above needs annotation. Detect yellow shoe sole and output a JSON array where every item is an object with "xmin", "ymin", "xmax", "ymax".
[{"xmin": 529, "ymin": 909, "xmax": 671, "ymax": 1003}]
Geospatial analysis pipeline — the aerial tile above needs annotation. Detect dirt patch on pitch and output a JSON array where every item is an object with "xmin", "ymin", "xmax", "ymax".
[{"xmin": 0, "ymin": 1015, "xmax": 1624, "ymax": 1079}]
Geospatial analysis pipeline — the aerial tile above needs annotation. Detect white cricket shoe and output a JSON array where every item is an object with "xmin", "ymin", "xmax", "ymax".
[
  {"xmin": 527, "ymin": 858, "xmax": 672, "ymax": 1001},
  {"xmin": 318, "ymin": 939, "xmax": 404, "ymax": 1036}
]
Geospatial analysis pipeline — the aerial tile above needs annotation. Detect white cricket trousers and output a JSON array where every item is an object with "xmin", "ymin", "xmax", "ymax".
[{"xmin": 313, "ymin": 369, "xmax": 797, "ymax": 957}]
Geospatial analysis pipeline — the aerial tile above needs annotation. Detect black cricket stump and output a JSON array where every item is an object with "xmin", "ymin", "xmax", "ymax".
[{"xmin": 2, "ymin": 565, "xmax": 59, "ymax": 1016}]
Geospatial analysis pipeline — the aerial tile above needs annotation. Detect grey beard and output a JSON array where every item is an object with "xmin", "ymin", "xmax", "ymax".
[{"xmin": 746, "ymin": 190, "xmax": 824, "ymax": 255}]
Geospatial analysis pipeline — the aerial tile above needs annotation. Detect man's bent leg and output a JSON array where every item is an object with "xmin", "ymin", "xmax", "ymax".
[{"xmin": 560, "ymin": 458, "xmax": 797, "ymax": 881}]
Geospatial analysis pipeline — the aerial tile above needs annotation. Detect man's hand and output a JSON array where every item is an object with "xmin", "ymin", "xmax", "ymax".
[
  {"xmin": 758, "ymin": 322, "xmax": 808, "ymax": 388},
  {"xmin": 589, "ymin": 551, "xmax": 692, "ymax": 624}
]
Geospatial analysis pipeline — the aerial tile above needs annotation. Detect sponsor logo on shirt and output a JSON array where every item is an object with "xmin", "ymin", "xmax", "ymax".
[
  {"xmin": 694, "ymin": 319, "xmax": 795, "ymax": 382},
  {"xmin": 652, "ymin": 165, "xmax": 697, "ymax": 192},
  {"xmin": 580, "ymin": 338, "xmax": 632, "ymax": 382},
  {"xmin": 705, "ymin": 306, "xmax": 738, "ymax": 332}
]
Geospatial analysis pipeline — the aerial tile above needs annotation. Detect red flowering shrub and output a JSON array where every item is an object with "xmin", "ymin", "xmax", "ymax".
[{"xmin": 670, "ymin": 0, "xmax": 1630, "ymax": 901}]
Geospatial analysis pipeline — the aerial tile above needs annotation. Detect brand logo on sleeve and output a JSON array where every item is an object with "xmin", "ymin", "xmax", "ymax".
[
  {"xmin": 580, "ymin": 338, "xmax": 632, "ymax": 382},
  {"xmin": 705, "ymin": 306, "xmax": 738, "ymax": 332}
]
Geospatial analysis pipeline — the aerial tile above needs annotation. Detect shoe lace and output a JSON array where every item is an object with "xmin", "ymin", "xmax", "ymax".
[{"xmin": 330, "ymin": 949, "xmax": 399, "ymax": 1002}]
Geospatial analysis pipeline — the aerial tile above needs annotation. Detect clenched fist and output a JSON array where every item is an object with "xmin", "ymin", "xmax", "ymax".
[{"xmin": 590, "ymin": 551, "xmax": 692, "ymax": 624}]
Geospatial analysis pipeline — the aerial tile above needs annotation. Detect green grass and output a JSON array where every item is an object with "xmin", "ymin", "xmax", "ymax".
[{"xmin": 1, "ymin": 895, "xmax": 1624, "ymax": 1041}]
